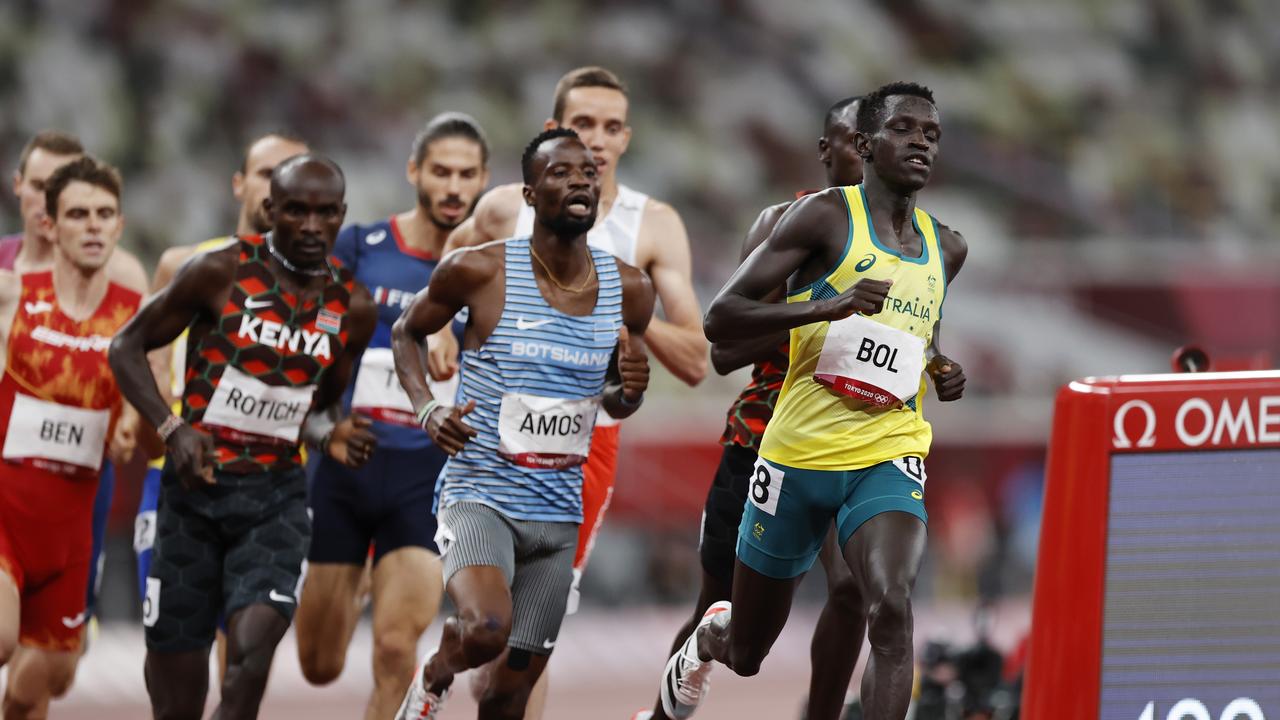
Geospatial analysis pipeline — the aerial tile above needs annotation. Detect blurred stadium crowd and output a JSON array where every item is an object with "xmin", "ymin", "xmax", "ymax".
[{"xmin": 1, "ymin": 0, "xmax": 1277, "ymax": 620}]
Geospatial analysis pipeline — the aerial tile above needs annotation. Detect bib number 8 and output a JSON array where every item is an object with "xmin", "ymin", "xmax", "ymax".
[{"xmin": 749, "ymin": 459, "xmax": 783, "ymax": 516}]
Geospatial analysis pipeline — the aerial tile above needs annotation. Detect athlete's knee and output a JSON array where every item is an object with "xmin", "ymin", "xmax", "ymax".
[
  {"xmin": 372, "ymin": 627, "xmax": 418, "ymax": 678},
  {"xmin": 46, "ymin": 660, "xmax": 78, "ymax": 698},
  {"xmin": 298, "ymin": 643, "xmax": 346, "ymax": 686},
  {"xmin": 457, "ymin": 610, "xmax": 511, "ymax": 667},
  {"xmin": 827, "ymin": 575, "xmax": 863, "ymax": 615},
  {"xmin": 865, "ymin": 583, "xmax": 913, "ymax": 654}
]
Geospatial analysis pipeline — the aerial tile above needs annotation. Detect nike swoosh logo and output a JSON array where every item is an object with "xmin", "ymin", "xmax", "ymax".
[
  {"xmin": 366, "ymin": 229, "xmax": 387, "ymax": 246},
  {"xmin": 268, "ymin": 589, "xmax": 295, "ymax": 604},
  {"xmin": 62, "ymin": 612, "xmax": 86, "ymax": 629},
  {"xmin": 516, "ymin": 317, "xmax": 554, "ymax": 331},
  {"xmin": 542, "ymin": 638, "xmax": 556, "ymax": 650},
  {"xmin": 244, "ymin": 297, "xmax": 274, "ymax": 310}
]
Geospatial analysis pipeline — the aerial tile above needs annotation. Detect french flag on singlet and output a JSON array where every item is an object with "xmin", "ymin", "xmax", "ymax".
[{"xmin": 332, "ymin": 218, "xmax": 459, "ymax": 451}]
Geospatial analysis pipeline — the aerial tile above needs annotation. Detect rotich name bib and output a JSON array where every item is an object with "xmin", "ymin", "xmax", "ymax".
[
  {"xmin": 202, "ymin": 366, "xmax": 316, "ymax": 443},
  {"xmin": 813, "ymin": 314, "xmax": 925, "ymax": 408}
]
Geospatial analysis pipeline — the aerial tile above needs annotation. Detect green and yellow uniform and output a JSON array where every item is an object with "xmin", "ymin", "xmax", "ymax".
[{"xmin": 738, "ymin": 185, "xmax": 949, "ymax": 578}]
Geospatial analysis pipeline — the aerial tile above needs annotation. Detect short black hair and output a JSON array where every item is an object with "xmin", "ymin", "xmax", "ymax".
[
  {"xmin": 411, "ymin": 112, "xmax": 490, "ymax": 167},
  {"xmin": 240, "ymin": 131, "xmax": 309, "ymax": 173},
  {"xmin": 856, "ymin": 82, "xmax": 935, "ymax": 135},
  {"xmin": 823, "ymin": 96, "xmax": 863, "ymax": 135},
  {"xmin": 44, "ymin": 155, "xmax": 122, "ymax": 217},
  {"xmin": 521, "ymin": 127, "xmax": 581, "ymax": 184}
]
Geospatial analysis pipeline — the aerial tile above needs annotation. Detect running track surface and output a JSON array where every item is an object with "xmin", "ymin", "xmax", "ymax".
[{"xmin": 30, "ymin": 601, "xmax": 1029, "ymax": 719}]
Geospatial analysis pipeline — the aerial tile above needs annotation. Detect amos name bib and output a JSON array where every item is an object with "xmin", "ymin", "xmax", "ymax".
[{"xmin": 497, "ymin": 393, "xmax": 599, "ymax": 469}]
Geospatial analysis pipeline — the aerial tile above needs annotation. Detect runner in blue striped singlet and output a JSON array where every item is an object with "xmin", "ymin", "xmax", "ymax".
[{"xmin": 390, "ymin": 128, "xmax": 655, "ymax": 720}]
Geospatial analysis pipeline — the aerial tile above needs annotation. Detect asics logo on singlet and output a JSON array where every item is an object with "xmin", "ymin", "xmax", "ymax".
[
  {"xmin": 24, "ymin": 300, "xmax": 53, "ymax": 315},
  {"xmin": 31, "ymin": 325, "xmax": 111, "ymax": 352},
  {"xmin": 366, "ymin": 229, "xmax": 387, "ymax": 245},
  {"xmin": 510, "ymin": 341, "xmax": 609, "ymax": 369},
  {"xmin": 237, "ymin": 315, "xmax": 333, "ymax": 360},
  {"xmin": 855, "ymin": 253, "xmax": 877, "ymax": 272}
]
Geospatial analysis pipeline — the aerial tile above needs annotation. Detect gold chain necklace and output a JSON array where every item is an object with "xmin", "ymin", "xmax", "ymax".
[{"xmin": 529, "ymin": 243, "xmax": 595, "ymax": 293}]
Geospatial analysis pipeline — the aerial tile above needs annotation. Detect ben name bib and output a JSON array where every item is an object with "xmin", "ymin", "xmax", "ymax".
[{"xmin": 2, "ymin": 393, "xmax": 110, "ymax": 471}]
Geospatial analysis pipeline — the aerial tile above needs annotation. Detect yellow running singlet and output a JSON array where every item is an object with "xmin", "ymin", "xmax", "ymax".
[{"xmin": 759, "ymin": 185, "xmax": 948, "ymax": 471}]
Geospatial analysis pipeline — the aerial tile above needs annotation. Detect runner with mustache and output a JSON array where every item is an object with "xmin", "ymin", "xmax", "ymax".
[
  {"xmin": 393, "ymin": 128, "xmax": 654, "ymax": 720},
  {"xmin": 295, "ymin": 112, "xmax": 491, "ymax": 720}
]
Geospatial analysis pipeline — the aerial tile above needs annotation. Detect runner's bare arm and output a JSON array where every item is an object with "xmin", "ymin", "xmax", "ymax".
[
  {"xmin": 704, "ymin": 190, "xmax": 890, "ymax": 342},
  {"xmin": 313, "ymin": 283, "xmax": 377, "ymax": 411},
  {"xmin": 110, "ymin": 246, "xmax": 236, "ymax": 433},
  {"xmin": 637, "ymin": 201, "xmax": 707, "ymax": 386},
  {"xmin": 709, "ymin": 203, "xmax": 790, "ymax": 375},
  {"xmin": 145, "ymin": 245, "xmax": 202, "ymax": 406},
  {"xmin": 110, "ymin": 246, "xmax": 237, "ymax": 486},
  {"xmin": 601, "ymin": 262, "xmax": 655, "ymax": 419},
  {"xmin": 441, "ymin": 184, "xmax": 522, "ymax": 255},
  {"xmin": 392, "ymin": 247, "xmax": 498, "ymax": 454},
  {"xmin": 304, "ymin": 284, "xmax": 378, "ymax": 466},
  {"xmin": 925, "ymin": 223, "xmax": 969, "ymax": 401}
]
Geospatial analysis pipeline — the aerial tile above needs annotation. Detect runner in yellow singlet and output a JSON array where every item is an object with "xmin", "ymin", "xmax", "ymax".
[{"xmin": 661, "ymin": 81, "xmax": 968, "ymax": 720}]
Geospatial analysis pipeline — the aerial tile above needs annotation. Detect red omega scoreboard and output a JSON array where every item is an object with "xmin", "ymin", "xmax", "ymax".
[{"xmin": 1023, "ymin": 371, "xmax": 1280, "ymax": 720}]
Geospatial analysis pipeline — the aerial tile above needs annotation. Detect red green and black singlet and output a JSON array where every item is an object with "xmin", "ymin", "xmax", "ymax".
[
  {"xmin": 181, "ymin": 234, "xmax": 356, "ymax": 474},
  {"xmin": 719, "ymin": 348, "xmax": 788, "ymax": 451}
]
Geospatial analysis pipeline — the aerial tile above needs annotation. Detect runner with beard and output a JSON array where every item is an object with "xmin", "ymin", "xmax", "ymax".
[
  {"xmin": 295, "ymin": 112, "xmax": 492, "ymax": 719},
  {"xmin": 393, "ymin": 129, "xmax": 653, "ymax": 719}
]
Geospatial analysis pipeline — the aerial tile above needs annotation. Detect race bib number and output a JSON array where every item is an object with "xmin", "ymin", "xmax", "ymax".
[
  {"xmin": 814, "ymin": 314, "xmax": 925, "ymax": 408},
  {"xmin": 201, "ymin": 366, "xmax": 316, "ymax": 443},
  {"xmin": 143, "ymin": 577, "xmax": 160, "ymax": 627},
  {"xmin": 748, "ymin": 458, "xmax": 784, "ymax": 516},
  {"xmin": 497, "ymin": 393, "xmax": 599, "ymax": 469},
  {"xmin": 1, "ymin": 393, "xmax": 110, "ymax": 471},
  {"xmin": 351, "ymin": 348, "xmax": 458, "ymax": 427},
  {"xmin": 892, "ymin": 455, "xmax": 927, "ymax": 487},
  {"xmin": 134, "ymin": 510, "xmax": 157, "ymax": 553}
]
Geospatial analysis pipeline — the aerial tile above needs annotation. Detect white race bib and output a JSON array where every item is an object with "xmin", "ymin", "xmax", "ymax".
[
  {"xmin": 2, "ymin": 393, "xmax": 111, "ymax": 471},
  {"xmin": 202, "ymin": 366, "xmax": 316, "ymax": 443},
  {"xmin": 813, "ymin": 314, "xmax": 925, "ymax": 408},
  {"xmin": 351, "ymin": 348, "xmax": 458, "ymax": 427},
  {"xmin": 497, "ymin": 393, "xmax": 600, "ymax": 469}
]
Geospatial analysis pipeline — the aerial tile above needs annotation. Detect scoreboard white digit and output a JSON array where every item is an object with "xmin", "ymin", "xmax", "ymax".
[{"xmin": 1023, "ymin": 371, "xmax": 1280, "ymax": 720}]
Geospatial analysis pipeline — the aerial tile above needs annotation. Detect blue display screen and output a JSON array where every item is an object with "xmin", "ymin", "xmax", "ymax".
[{"xmin": 1100, "ymin": 450, "xmax": 1280, "ymax": 720}]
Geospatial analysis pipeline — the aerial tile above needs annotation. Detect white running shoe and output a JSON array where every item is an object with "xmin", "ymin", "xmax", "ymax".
[
  {"xmin": 394, "ymin": 648, "xmax": 450, "ymax": 720},
  {"xmin": 660, "ymin": 601, "xmax": 731, "ymax": 719}
]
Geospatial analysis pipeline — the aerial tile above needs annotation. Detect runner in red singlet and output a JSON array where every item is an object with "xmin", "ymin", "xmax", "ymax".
[{"xmin": 0, "ymin": 156, "xmax": 142, "ymax": 719}]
